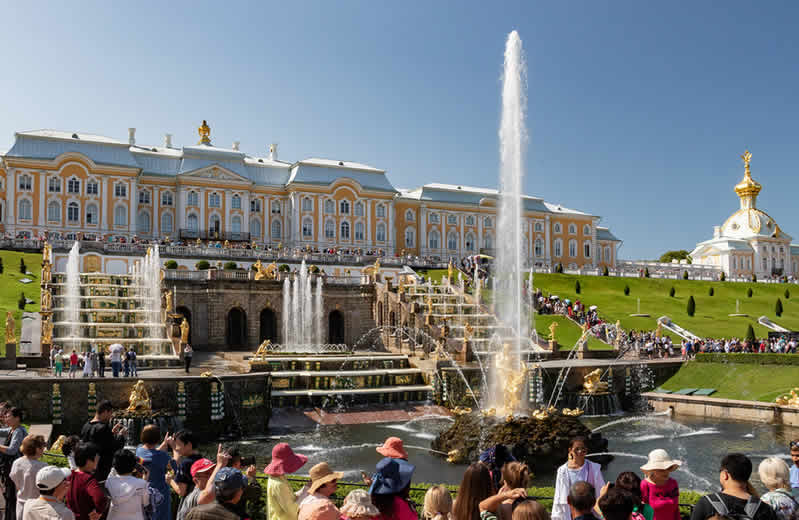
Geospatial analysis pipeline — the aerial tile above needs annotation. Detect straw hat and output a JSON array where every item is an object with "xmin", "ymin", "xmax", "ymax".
[
  {"xmin": 376, "ymin": 437, "xmax": 408, "ymax": 460},
  {"xmin": 340, "ymin": 489, "xmax": 380, "ymax": 518},
  {"xmin": 264, "ymin": 443, "xmax": 308, "ymax": 476},
  {"xmin": 640, "ymin": 449, "xmax": 682, "ymax": 472},
  {"xmin": 308, "ymin": 462, "xmax": 343, "ymax": 493}
]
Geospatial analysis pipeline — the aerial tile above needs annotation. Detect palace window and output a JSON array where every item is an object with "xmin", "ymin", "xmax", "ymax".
[
  {"xmin": 465, "ymin": 232, "xmax": 475, "ymax": 251},
  {"xmin": 48, "ymin": 177, "xmax": 61, "ymax": 193},
  {"xmin": 161, "ymin": 213, "xmax": 173, "ymax": 234},
  {"xmin": 569, "ymin": 224, "xmax": 577, "ymax": 234},
  {"xmin": 47, "ymin": 201, "xmax": 61, "ymax": 223},
  {"xmin": 18, "ymin": 175, "xmax": 32, "ymax": 191},
  {"xmin": 535, "ymin": 239, "xmax": 543, "ymax": 257},
  {"xmin": 86, "ymin": 181, "xmax": 98, "ymax": 196},
  {"xmin": 428, "ymin": 230, "xmax": 440, "ymax": 249},
  {"xmin": 209, "ymin": 215, "xmax": 221, "ymax": 232},
  {"xmin": 18, "ymin": 199, "xmax": 32, "ymax": 220},
  {"xmin": 733, "ymin": 257, "xmax": 737, "ymax": 269},
  {"xmin": 554, "ymin": 223, "xmax": 562, "ymax": 234},
  {"xmin": 187, "ymin": 214, "xmax": 199, "ymax": 232},
  {"xmin": 271, "ymin": 200, "xmax": 281, "ymax": 214},
  {"xmin": 232, "ymin": 216, "xmax": 242, "ymax": 234},
  {"xmin": 188, "ymin": 192, "xmax": 199, "ymax": 207},
  {"xmin": 86, "ymin": 204, "xmax": 98, "ymax": 225},
  {"xmin": 302, "ymin": 218, "xmax": 313, "ymax": 238},
  {"xmin": 325, "ymin": 220, "xmax": 335, "ymax": 239},
  {"xmin": 68, "ymin": 178, "xmax": 80, "ymax": 194},
  {"xmin": 139, "ymin": 190, "xmax": 150, "ymax": 204},
  {"xmin": 484, "ymin": 217, "xmax": 493, "ymax": 228},
  {"xmin": 554, "ymin": 239, "xmax": 563, "ymax": 257},
  {"xmin": 604, "ymin": 246, "xmax": 611, "ymax": 263},
  {"xmin": 137, "ymin": 211, "xmax": 150, "ymax": 233},
  {"xmin": 340, "ymin": 200, "xmax": 350, "ymax": 215},
  {"xmin": 583, "ymin": 224, "xmax": 591, "ymax": 235},
  {"xmin": 535, "ymin": 222, "xmax": 543, "ymax": 232},
  {"xmin": 250, "ymin": 218, "xmax": 261, "ymax": 239},
  {"xmin": 405, "ymin": 229, "xmax": 415, "ymax": 248},
  {"xmin": 114, "ymin": 183, "xmax": 127, "ymax": 198},
  {"xmin": 376, "ymin": 204, "xmax": 386, "ymax": 218},
  {"xmin": 569, "ymin": 239, "xmax": 577, "ymax": 257},
  {"xmin": 430, "ymin": 213, "xmax": 440, "ymax": 224},
  {"xmin": 114, "ymin": 205, "xmax": 128, "ymax": 227},
  {"xmin": 448, "ymin": 232, "xmax": 458, "ymax": 250},
  {"xmin": 340, "ymin": 221, "xmax": 350, "ymax": 240},
  {"xmin": 354, "ymin": 202, "xmax": 364, "ymax": 217},
  {"xmin": 161, "ymin": 192, "xmax": 173, "ymax": 206},
  {"xmin": 484, "ymin": 234, "xmax": 493, "ymax": 250},
  {"xmin": 448, "ymin": 214, "xmax": 458, "ymax": 225},
  {"xmin": 250, "ymin": 199, "xmax": 261, "ymax": 212},
  {"xmin": 232, "ymin": 195, "xmax": 241, "ymax": 209},
  {"xmin": 67, "ymin": 202, "xmax": 80, "ymax": 223},
  {"xmin": 325, "ymin": 200, "xmax": 334, "ymax": 214},
  {"xmin": 376, "ymin": 223, "xmax": 386, "ymax": 242},
  {"xmin": 405, "ymin": 210, "xmax": 415, "ymax": 222},
  {"xmin": 355, "ymin": 222, "xmax": 364, "ymax": 241},
  {"xmin": 302, "ymin": 197, "xmax": 312, "ymax": 211},
  {"xmin": 209, "ymin": 193, "xmax": 221, "ymax": 208},
  {"xmin": 584, "ymin": 241, "xmax": 591, "ymax": 258},
  {"xmin": 465, "ymin": 215, "xmax": 475, "ymax": 226}
]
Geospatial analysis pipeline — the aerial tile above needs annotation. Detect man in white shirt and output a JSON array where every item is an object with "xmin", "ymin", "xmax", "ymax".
[
  {"xmin": 108, "ymin": 344, "xmax": 124, "ymax": 378},
  {"xmin": 22, "ymin": 466, "xmax": 74, "ymax": 520}
]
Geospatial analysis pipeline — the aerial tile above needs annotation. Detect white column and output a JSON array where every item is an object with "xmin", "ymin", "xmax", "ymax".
[
  {"xmin": 387, "ymin": 201, "xmax": 394, "ymax": 253},
  {"xmin": 243, "ymin": 191, "xmax": 250, "ymax": 238},
  {"xmin": 318, "ymin": 197, "xmax": 324, "ymax": 244},
  {"xmin": 152, "ymin": 187, "xmax": 160, "ymax": 238},
  {"xmin": 420, "ymin": 207, "xmax": 427, "ymax": 254},
  {"xmin": 366, "ymin": 199, "xmax": 372, "ymax": 245},
  {"xmin": 101, "ymin": 178, "xmax": 109, "ymax": 234},
  {"xmin": 441, "ymin": 212, "xmax": 446, "ymax": 257},
  {"xmin": 198, "ymin": 189, "xmax": 205, "ymax": 234},
  {"xmin": 592, "ymin": 220, "xmax": 598, "ymax": 268},
  {"xmin": 6, "ymin": 170, "xmax": 15, "ymax": 231},
  {"xmin": 459, "ymin": 216, "xmax": 465, "ymax": 257},
  {"xmin": 477, "ymin": 212, "xmax": 483, "ymax": 253},
  {"xmin": 129, "ymin": 179, "xmax": 137, "ymax": 235},
  {"xmin": 266, "ymin": 198, "xmax": 271, "ymax": 243},
  {"xmin": 38, "ymin": 172, "xmax": 46, "ymax": 226},
  {"xmin": 293, "ymin": 193, "xmax": 300, "ymax": 244},
  {"xmin": 224, "ymin": 190, "xmax": 232, "ymax": 232},
  {"xmin": 544, "ymin": 215, "xmax": 551, "ymax": 264}
]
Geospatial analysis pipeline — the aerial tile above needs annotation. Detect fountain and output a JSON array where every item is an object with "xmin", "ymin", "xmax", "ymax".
[{"xmin": 281, "ymin": 260, "xmax": 324, "ymax": 352}]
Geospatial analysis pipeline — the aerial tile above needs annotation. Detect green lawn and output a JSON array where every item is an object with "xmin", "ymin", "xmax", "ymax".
[
  {"xmin": 0, "ymin": 250, "xmax": 43, "ymax": 355},
  {"xmin": 533, "ymin": 314, "xmax": 611, "ymax": 350},
  {"xmin": 660, "ymin": 361, "xmax": 799, "ymax": 402}
]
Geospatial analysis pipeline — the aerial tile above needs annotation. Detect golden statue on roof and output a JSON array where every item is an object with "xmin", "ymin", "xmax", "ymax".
[
  {"xmin": 198, "ymin": 120, "xmax": 211, "ymax": 145},
  {"xmin": 741, "ymin": 150, "xmax": 752, "ymax": 171}
]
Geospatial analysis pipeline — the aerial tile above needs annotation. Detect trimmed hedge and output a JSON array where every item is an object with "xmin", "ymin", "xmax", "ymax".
[{"xmin": 694, "ymin": 353, "xmax": 799, "ymax": 366}]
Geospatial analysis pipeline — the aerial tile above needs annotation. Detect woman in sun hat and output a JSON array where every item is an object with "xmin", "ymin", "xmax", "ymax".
[
  {"xmin": 264, "ymin": 443, "xmax": 308, "ymax": 520},
  {"xmin": 369, "ymin": 457, "xmax": 418, "ymax": 520},
  {"xmin": 298, "ymin": 462, "xmax": 343, "ymax": 520},
  {"xmin": 640, "ymin": 449, "xmax": 681, "ymax": 520},
  {"xmin": 340, "ymin": 489, "xmax": 380, "ymax": 520},
  {"xmin": 376, "ymin": 437, "xmax": 408, "ymax": 460}
]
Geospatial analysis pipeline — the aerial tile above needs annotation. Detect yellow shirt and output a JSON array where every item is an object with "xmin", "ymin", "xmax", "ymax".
[{"xmin": 267, "ymin": 475, "xmax": 300, "ymax": 520}]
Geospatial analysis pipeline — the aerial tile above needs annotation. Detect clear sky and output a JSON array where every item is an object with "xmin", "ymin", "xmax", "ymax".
[{"xmin": 1, "ymin": 1, "xmax": 797, "ymax": 260}]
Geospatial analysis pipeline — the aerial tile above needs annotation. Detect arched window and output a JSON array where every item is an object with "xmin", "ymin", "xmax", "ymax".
[
  {"xmin": 232, "ymin": 216, "xmax": 242, "ymax": 233},
  {"xmin": 483, "ymin": 234, "xmax": 493, "ymax": 250},
  {"xmin": 554, "ymin": 223, "xmax": 562, "ymax": 234},
  {"xmin": 302, "ymin": 218, "xmax": 313, "ymax": 238},
  {"xmin": 68, "ymin": 178, "xmax": 80, "ymax": 194},
  {"xmin": 355, "ymin": 222, "xmax": 364, "ymax": 241},
  {"xmin": 18, "ymin": 199, "xmax": 32, "ymax": 220},
  {"xmin": 483, "ymin": 217, "xmax": 492, "ymax": 228},
  {"xmin": 605, "ymin": 246, "xmax": 611, "ymax": 263},
  {"xmin": 325, "ymin": 220, "xmax": 335, "ymax": 239},
  {"xmin": 465, "ymin": 232, "xmax": 475, "ymax": 252},
  {"xmin": 569, "ymin": 239, "xmax": 577, "ymax": 257},
  {"xmin": 47, "ymin": 201, "xmax": 61, "ymax": 223},
  {"xmin": 405, "ymin": 210, "xmax": 415, "ymax": 222},
  {"xmin": 232, "ymin": 195, "xmax": 241, "ymax": 209},
  {"xmin": 568, "ymin": 224, "xmax": 577, "ymax": 234},
  {"xmin": 554, "ymin": 239, "xmax": 563, "ymax": 257},
  {"xmin": 325, "ymin": 200, "xmax": 334, "ymax": 214},
  {"xmin": 18, "ymin": 175, "xmax": 32, "ymax": 191},
  {"xmin": 405, "ymin": 228, "xmax": 415, "ymax": 248},
  {"xmin": 376, "ymin": 223, "xmax": 386, "ymax": 242},
  {"xmin": 271, "ymin": 200, "xmax": 281, "ymax": 214},
  {"xmin": 139, "ymin": 190, "xmax": 150, "ymax": 204},
  {"xmin": 376, "ymin": 204, "xmax": 386, "ymax": 218},
  {"xmin": 86, "ymin": 204, "xmax": 98, "ymax": 225},
  {"xmin": 340, "ymin": 200, "xmax": 350, "ymax": 215},
  {"xmin": 67, "ymin": 202, "xmax": 80, "ymax": 223},
  {"xmin": 187, "ymin": 214, "xmax": 199, "ymax": 232},
  {"xmin": 466, "ymin": 216, "xmax": 475, "ymax": 226},
  {"xmin": 188, "ymin": 192, "xmax": 199, "ymax": 207},
  {"xmin": 161, "ymin": 213, "xmax": 173, "ymax": 234},
  {"xmin": 162, "ymin": 192, "xmax": 173, "ymax": 206},
  {"xmin": 250, "ymin": 218, "xmax": 261, "ymax": 239},
  {"xmin": 48, "ymin": 177, "xmax": 61, "ymax": 193},
  {"xmin": 583, "ymin": 224, "xmax": 591, "ymax": 235},
  {"xmin": 534, "ymin": 238, "xmax": 543, "ymax": 257},
  {"xmin": 302, "ymin": 197, "xmax": 312, "ymax": 211},
  {"xmin": 354, "ymin": 202, "xmax": 364, "ymax": 217},
  {"xmin": 447, "ymin": 232, "xmax": 458, "ymax": 251},
  {"xmin": 429, "ymin": 230, "xmax": 440, "ymax": 249},
  {"xmin": 137, "ymin": 211, "xmax": 150, "ymax": 233},
  {"xmin": 583, "ymin": 241, "xmax": 591, "ymax": 258},
  {"xmin": 340, "ymin": 221, "xmax": 351, "ymax": 239},
  {"xmin": 272, "ymin": 220, "xmax": 282, "ymax": 239},
  {"xmin": 119, "ymin": 202, "xmax": 134, "ymax": 226},
  {"xmin": 209, "ymin": 193, "xmax": 221, "ymax": 208},
  {"xmin": 534, "ymin": 222, "xmax": 543, "ymax": 232}
]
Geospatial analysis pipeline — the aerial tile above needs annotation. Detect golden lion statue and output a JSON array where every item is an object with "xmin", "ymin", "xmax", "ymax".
[
  {"xmin": 127, "ymin": 380, "xmax": 152, "ymax": 412},
  {"xmin": 253, "ymin": 260, "xmax": 278, "ymax": 281},
  {"xmin": 254, "ymin": 339, "xmax": 272, "ymax": 358},
  {"xmin": 362, "ymin": 259, "xmax": 381, "ymax": 276},
  {"xmin": 776, "ymin": 388, "xmax": 799, "ymax": 407},
  {"xmin": 582, "ymin": 368, "xmax": 609, "ymax": 394}
]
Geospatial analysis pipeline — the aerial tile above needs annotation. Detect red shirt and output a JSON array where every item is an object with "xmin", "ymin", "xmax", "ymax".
[
  {"xmin": 70, "ymin": 353, "xmax": 79, "ymax": 366},
  {"xmin": 641, "ymin": 477, "xmax": 680, "ymax": 520},
  {"xmin": 67, "ymin": 470, "xmax": 108, "ymax": 520}
]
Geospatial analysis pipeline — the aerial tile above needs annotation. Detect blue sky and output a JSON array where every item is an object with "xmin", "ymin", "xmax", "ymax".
[{"xmin": 1, "ymin": 1, "xmax": 797, "ymax": 260}]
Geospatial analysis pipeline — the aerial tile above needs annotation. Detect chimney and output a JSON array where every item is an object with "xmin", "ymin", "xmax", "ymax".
[
  {"xmin": 233, "ymin": 141, "xmax": 240, "ymax": 151},
  {"xmin": 164, "ymin": 134, "xmax": 173, "ymax": 148},
  {"xmin": 713, "ymin": 226, "xmax": 721, "ymax": 238},
  {"xmin": 269, "ymin": 143, "xmax": 277, "ymax": 161},
  {"xmin": 128, "ymin": 128, "xmax": 136, "ymax": 145}
]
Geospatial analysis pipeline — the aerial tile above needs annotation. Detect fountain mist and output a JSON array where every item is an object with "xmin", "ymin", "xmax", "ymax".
[
  {"xmin": 64, "ymin": 242, "xmax": 81, "ymax": 342},
  {"xmin": 281, "ymin": 260, "xmax": 325, "ymax": 351}
]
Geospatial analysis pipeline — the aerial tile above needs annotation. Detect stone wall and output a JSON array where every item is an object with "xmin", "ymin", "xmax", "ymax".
[{"xmin": 646, "ymin": 392, "xmax": 799, "ymax": 426}]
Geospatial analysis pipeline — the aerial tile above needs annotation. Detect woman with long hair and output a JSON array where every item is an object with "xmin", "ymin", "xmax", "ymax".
[
  {"xmin": 552, "ymin": 437, "xmax": 605, "ymax": 520},
  {"xmin": 453, "ymin": 463, "xmax": 526, "ymax": 520}
]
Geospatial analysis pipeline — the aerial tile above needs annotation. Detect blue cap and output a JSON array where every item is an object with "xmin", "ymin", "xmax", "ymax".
[{"xmin": 213, "ymin": 467, "xmax": 247, "ymax": 492}]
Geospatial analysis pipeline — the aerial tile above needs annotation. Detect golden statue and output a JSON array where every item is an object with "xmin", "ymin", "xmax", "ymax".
[
  {"xmin": 164, "ymin": 290, "xmax": 173, "ymax": 314},
  {"xmin": 127, "ymin": 380, "xmax": 152, "ymax": 412},
  {"xmin": 5, "ymin": 312, "xmax": 15, "ymax": 345},
  {"xmin": 41, "ymin": 289, "xmax": 52, "ymax": 311},
  {"xmin": 254, "ymin": 339, "xmax": 272, "ymax": 358},
  {"xmin": 42, "ymin": 242, "xmax": 52, "ymax": 263},
  {"xmin": 494, "ymin": 342, "xmax": 528, "ymax": 415},
  {"xmin": 464, "ymin": 322, "xmax": 474, "ymax": 340},
  {"xmin": 655, "ymin": 321, "xmax": 663, "ymax": 339},
  {"xmin": 42, "ymin": 261, "xmax": 52, "ymax": 284},
  {"xmin": 42, "ymin": 315, "xmax": 53, "ymax": 344},
  {"xmin": 548, "ymin": 321, "xmax": 558, "ymax": 342},
  {"xmin": 741, "ymin": 150, "xmax": 752, "ymax": 172},
  {"xmin": 362, "ymin": 258, "xmax": 381, "ymax": 276},
  {"xmin": 180, "ymin": 318, "xmax": 190, "ymax": 344},
  {"xmin": 562, "ymin": 408, "xmax": 584, "ymax": 417},
  {"xmin": 531, "ymin": 408, "xmax": 550, "ymax": 420},
  {"xmin": 198, "ymin": 120, "xmax": 211, "ymax": 145},
  {"xmin": 253, "ymin": 260, "xmax": 278, "ymax": 281},
  {"xmin": 447, "ymin": 259, "xmax": 454, "ymax": 282},
  {"xmin": 196, "ymin": 238, "xmax": 202, "ymax": 246},
  {"xmin": 50, "ymin": 434, "xmax": 66, "ymax": 453},
  {"xmin": 426, "ymin": 295, "xmax": 434, "ymax": 315},
  {"xmin": 614, "ymin": 320, "xmax": 622, "ymax": 348},
  {"xmin": 582, "ymin": 368, "xmax": 609, "ymax": 394},
  {"xmin": 776, "ymin": 387, "xmax": 799, "ymax": 407},
  {"xmin": 446, "ymin": 449, "xmax": 460, "ymax": 463}
]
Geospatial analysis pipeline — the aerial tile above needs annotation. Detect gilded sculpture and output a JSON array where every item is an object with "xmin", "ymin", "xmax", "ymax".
[
  {"xmin": 254, "ymin": 339, "xmax": 272, "ymax": 358},
  {"xmin": 548, "ymin": 321, "xmax": 558, "ymax": 342},
  {"xmin": 655, "ymin": 321, "xmax": 663, "ymax": 339},
  {"xmin": 164, "ymin": 290, "xmax": 173, "ymax": 314},
  {"xmin": 495, "ymin": 342, "xmax": 528, "ymax": 415},
  {"xmin": 614, "ymin": 320, "xmax": 622, "ymax": 348},
  {"xmin": 582, "ymin": 368, "xmax": 609, "ymax": 395},
  {"xmin": 447, "ymin": 258, "xmax": 455, "ymax": 282},
  {"xmin": 775, "ymin": 388, "xmax": 799, "ymax": 407},
  {"xmin": 180, "ymin": 318, "xmax": 190, "ymax": 344},
  {"xmin": 41, "ymin": 289, "xmax": 52, "ymax": 311},
  {"xmin": 42, "ymin": 261, "xmax": 52, "ymax": 284},
  {"xmin": 42, "ymin": 315, "xmax": 54, "ymax": 344},
  {"xmin": 127, "ymin": 380, "xmax": 152, "ymax": 412},
  {"xmin": 253, "ymin": 260, "xmax": 278, "ymax": 281},
  {"xmin": 426, "ymin": 295, "xmax": 434, "ymax": 315},
  {"xmin": 198, "ymin": 120, "xmax": 211, "ymax": 145},
  {"xmin": 42, "ymin": 242, "xmax": 52, "ymax": 263},
  {"xmin": 5, "ymin": 312, "xmax": 15, "ymax": 345},
  {"xmin": 362, "ymin": 258, "xmax": 381, "ymax": 276}
]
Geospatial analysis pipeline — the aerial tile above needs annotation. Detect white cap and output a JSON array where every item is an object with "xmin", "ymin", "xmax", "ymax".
[{"xmin": 36, "ymin": 466, "xmax": 71, "ymax": 490}]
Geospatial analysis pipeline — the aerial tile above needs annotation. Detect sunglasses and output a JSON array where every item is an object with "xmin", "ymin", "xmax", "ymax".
[{"xmin": 790, "ymin": 441, "xmax": 799, "ymax": 450}]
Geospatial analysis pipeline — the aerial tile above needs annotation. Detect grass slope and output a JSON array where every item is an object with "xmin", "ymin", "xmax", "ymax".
[
  {"xmin": 0, "ymin": 250, "xmax": 43, "ymax": 355},
  {"xmin": 533, "ymin": 314, "xmax": 611, "ymax": 350},
  {"xmin": 660, "ymin": 361, "xmax": 799, "ymax": 402}
]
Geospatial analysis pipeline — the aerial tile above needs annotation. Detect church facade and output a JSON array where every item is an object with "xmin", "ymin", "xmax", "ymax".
[
  {"xmin": 691, "ymin": 151, "xmax": 799, "ymax": 278},
  {"xmin": 0, "ymin": 122, "xmax": 620, "ymax": 269}
]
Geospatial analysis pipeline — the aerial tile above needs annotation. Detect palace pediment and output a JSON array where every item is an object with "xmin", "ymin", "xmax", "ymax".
[{"xmin": 178, "ymin": 164, "xmax": 251, "ymax": 184}]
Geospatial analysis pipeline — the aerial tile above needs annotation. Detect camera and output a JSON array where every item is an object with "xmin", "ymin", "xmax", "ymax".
[{"xmin": 240, "ymin": 456, "xmax": 256, "ymax": 467}]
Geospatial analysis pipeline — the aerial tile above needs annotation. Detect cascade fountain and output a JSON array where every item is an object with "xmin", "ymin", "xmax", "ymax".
[
  {"xmin": 281, "ymin": 260, "xmax": 324, "ymax": 352},
  {"xmin": 64, "ymin": 242, "xmax": 81, "ymax": 342}
]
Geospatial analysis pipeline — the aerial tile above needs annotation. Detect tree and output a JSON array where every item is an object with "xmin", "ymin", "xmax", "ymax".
[
  {"xmin": 747, "ymin": 288, "xmax": 753, "ymax": 298},
  {"xmin": 708, "ymin": 287, "xmax": 714, "ymax": 296},
  {"xmin": 683, "ymin": 271, "xmax": 689, "ymax": 280},
  {"xmin": 720, "ymin": 271, "xmax": 726, "ymax": 281},
  {"xmin": 602, "ymin": 266, "xmax": 609, "ymax": 276},
  {"xmin": 745, "ymin": 324, "xmax": 756, "ymax": 343},
  {"xmin": 19, "ymin": 257, "xmax": 26, "ymax": 274},
  {"xmin": 686, "ymin": 295, "xmax": 695, "ymax": 317},
  {"xmin": 164, "ymin": 260, "xmax": 178, "ymax": 270},
  {"xmin": 195, "ymin": 260, "xmax": 211, "ymax": 270},
  {"xmin": 278, "ymin": 264, "xmax": 290, "ymax": 273},
  {"xmin": 624, "ymin": 285, "xmax": 630, "ymax": 296},
  {"xmin": 17, "ymin": 292, "xmax": 26, "ymax": 310},
  {"xmin": 555, "ymin": 263, "xmax": 563, "ymax": 274},
  {"xmin": 223, "ymin": 261, "xmax": 238, "ymax": 270},
  {"xmin": 776, "ymin": 298, "xmax": 784, "ymax": 317},
  {"xmin": 0, "ymin": 257, "xmax": 4, "ymax": 274},
  {"xmin": 644, "ymin": 268, "xmax": 650, "ymax": 278},
  {"xmin": 669, "ymin": 287, "xmax": 675, "ymax": 297},
  {"xmin": 575, "ymin": 280, "xmax": 581, "ymax": 294},
  {"xmin": 751, "ymin": 274, "xmax": 757, "ymax": 282},
  {"xmin": 659, "ymin": 250, "xmax": 692, "ymax": 264},
  {"xmin": 785, "ymin": 289, "xmax": 791, "ymax": 300}
]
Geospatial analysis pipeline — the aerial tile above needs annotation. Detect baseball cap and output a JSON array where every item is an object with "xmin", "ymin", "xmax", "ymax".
[
  {"xmin": 36, "ymin": 466, "xmax": 71, "ymax": 490},
  {"xmin": 213, "ymin": 467, "xmax": 247, "ymax": 492},
  {"xmin": 190, "ymin": 458, "xmax": 216, "ymax": 477}
]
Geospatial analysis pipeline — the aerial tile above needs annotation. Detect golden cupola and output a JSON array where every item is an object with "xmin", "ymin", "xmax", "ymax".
[{"xmin": 734, "ymin": 150, "xmax": 761, "ymax": 210}]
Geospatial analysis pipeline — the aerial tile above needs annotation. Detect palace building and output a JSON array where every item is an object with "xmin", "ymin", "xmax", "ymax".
[
  {"xmin": 691, "ymin": 151, "xmax": 799, "ymax": 278},
  {"xmin": 0, "ymin": 122, "xmax": 620, "ymax": 269}
]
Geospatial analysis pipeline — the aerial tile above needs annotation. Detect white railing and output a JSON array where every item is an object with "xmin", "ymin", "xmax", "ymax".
[{"xmin": 253, "ymin": 343, "xmax": 350, "ymax": 354}]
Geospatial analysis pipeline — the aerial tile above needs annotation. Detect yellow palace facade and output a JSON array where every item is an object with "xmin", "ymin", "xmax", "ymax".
[{"xmin": 0, "ymin": 122, "xmax": 620, "ymax": 269}]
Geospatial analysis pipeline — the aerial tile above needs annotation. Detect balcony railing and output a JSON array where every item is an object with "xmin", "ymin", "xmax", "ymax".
[{"xmin": 178, "ymin": 229, "xmax": 250, "ymax": 241}]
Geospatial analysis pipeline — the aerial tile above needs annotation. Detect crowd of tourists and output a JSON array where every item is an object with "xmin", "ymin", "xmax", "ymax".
[
  {"xmin": 680, "ymin": 336, "xmax": 798, "ymax": 358},
  {"xmin": 2, "ymin": 400, "xmax": 799, "ymax": 520},
  {"xmin": 48, "ymin": 344, "xmax": 139, "ymax": 379}
]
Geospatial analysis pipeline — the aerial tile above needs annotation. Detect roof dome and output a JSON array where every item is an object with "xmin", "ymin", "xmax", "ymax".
[{"xmin": 721, "ymin": 208, "xmax": 779, "ymax": 239}]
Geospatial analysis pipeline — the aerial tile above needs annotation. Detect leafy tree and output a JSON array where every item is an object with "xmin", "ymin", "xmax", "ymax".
[
  {"xmin": 18, "ymin": 292, "xmax": 26, "ymax": 310},
  {"xmin": 747, "ymin": 288, "xmax": 753, "ymax": 298},
  {"xmin": 0, "ymin": 257, "xmax": 4, "ymax": 274},
  {"xmin": 223, "ymin": 261, "xmax": 238, "ymax": 270},
  {"xmin": 683, "ymin": 271, "xmax": 689, "ymax": 280},
  {"xmin": 708, "ymin": 287, "xmax": 714, "ymax": 296},
  {"xmin": 776, "ymin": 298, "xmax": 783, "ymax": 317},
  {"xmin": 278, "ymin": 264, "xmax": 290, "ymax": 273},
  {"xmin": 602, "ymin": 266, "xmax": 609, "ymax": 276},
  {"xmin": 555, "ymin": 263, "xmax": 563, "ymax": 274},
  {"xmin": 720, "ymin": 271, "xmax": 726, "ymax": 281},
  {"xmin": 624, "ymin": 285, "xmax": 630, "ymax": 296},
  {"xmin": 687, "ymin": 295, "xmax": 695, "ymax": 317},
  {"xmin": 659, "ymin": 250, "xmax": 692, "ymax": 264},
  {"xmin": 669, "ymin": 287, "xmax": 675, "ymax": 297},
  {"xmin": 751, "ymin": 274, "xmax": 757, "ymax": 282},
  {"xmin": 195, "ymin": 260, "xmax": 211, "ymax": 270},
  {"xmin": 644, "ymin": 268, "xmax": 650, "ymax": 278},
  {"xmin": 785, "ymin": 289, "xmax": 791, "ymax": 299},
  {"xmin": 745, "ymin": 324, "xmax": 756, "ymax": 343},
  {"xmin": 164, "ymin": 260, "xmax": 178, "ymax": 269},
  {"xmin": 19, "ymin": 258, "xmax": 26, "ymax": 274},
  {"xmin": 575, "ymin": 280, "xmax": 581, "ymax": 294}
]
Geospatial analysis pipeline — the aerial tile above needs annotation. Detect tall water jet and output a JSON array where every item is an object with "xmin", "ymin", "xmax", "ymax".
[
  {"xmin": 64, "ymin": 242, "xmax": 81, "ymax": 343},
  {"xmin": 314, "ymin": 276, "xmax": 324, "ymax": 345},
  {"xmin": 281, "ymin": 260, "xmax": 326, "ymax": 351}
]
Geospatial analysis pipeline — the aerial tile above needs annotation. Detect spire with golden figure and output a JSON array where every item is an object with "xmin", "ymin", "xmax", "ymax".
[
  {"xmin": 198, "ymin": 120, "xmax": 211, "ymax": 145},
  {"xmin": 734, "ymin": 150, "xmax": 762, "ymax": 210}
]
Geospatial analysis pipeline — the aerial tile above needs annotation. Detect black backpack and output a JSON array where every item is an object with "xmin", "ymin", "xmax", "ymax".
[{"xmin": 706, "ymin": 493, "xmax": 762, "ymax": 520}]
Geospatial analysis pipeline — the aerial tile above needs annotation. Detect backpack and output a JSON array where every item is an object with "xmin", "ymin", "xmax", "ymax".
[{"xmin": 706, "ymin": 493, "xmax": 762, "ymax": 520}]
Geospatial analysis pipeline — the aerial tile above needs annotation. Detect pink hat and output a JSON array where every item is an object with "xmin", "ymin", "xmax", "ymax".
[
  {"xmin": 376, "ymin": 437, "xmax": 408, "ymax": 460},
  {"xmin": 264, "ymin": 443, "xmax": 308, "ymax": 476}
]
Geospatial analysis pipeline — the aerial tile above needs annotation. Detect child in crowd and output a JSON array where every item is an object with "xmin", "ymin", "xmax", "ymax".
[
  {"xmin": 789, "ymin": 441, "xmax": 799, "ymax": 495},
  {"xmin": 640, "ymin": 449, "xmax": 682, "ymax": 520},
  {"xmin": 340, "ymin": 489, "xmax": 380, "ymax": 520},
  {"xmin": 423, "ymin": 485, "xmax": 453, "ymax": 520}
]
